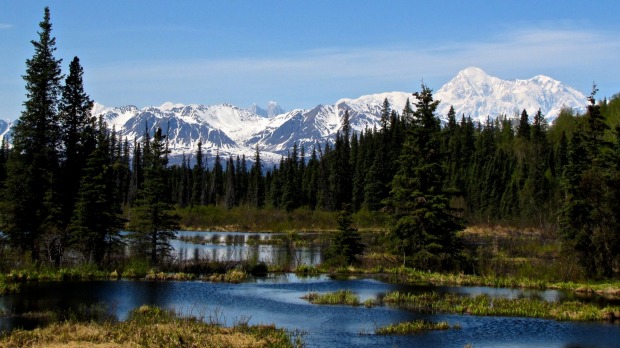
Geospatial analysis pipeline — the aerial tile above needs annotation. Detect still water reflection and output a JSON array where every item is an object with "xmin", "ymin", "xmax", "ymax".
[
  {"xmin": 1, "ymin": 275, "xmax": 619, "ymax": 348},
  {"xmin": 171, "ymin": 231, "xmax": 322, "ymax": 267}
]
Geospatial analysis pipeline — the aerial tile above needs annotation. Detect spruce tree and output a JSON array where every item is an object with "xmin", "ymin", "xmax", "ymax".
[
  {"xmin": 128, "ymin": 139, "xmax": 142, "ymax": 205},
  {"xmin": 208, "ymin": 151, "xmax": 224, "ymax": 205},
  {"xmin": 69, "ymin": 118, "xmax": 124, "ymax": 264},
  {"xmin": 59, "ymin": 56, "xmax": 96, "ymax": 229},
  {"xmin": 386, "ymin": 84, "xmax": 463, "ymax": 270},
  {"xmin": 224, "ymin": 157, "xmax": 236, "ymax": 210},
  {"xmin": 327, "ymin": 204, "xmax": 364, "ymax": 265},
  {"xmin": 303, "ymin": 146, "xmax": 319, "ymax": 210},
  {"xmin": 4, "ymin": 7, "xmax": 64, "ymax": 258},
  {"xmin": 380, "ymin": 98, "xmax": 391, "ymax": 130},
  {"xmin": 560, "ymin": 87, "xmax": 619, "ymax": 277},
  {"xmin": 191, "ymin": 141, "xmax": 205, "ymax": 205},
  {"xmin": 523, "ymin": 109, "xmax": 551, "ymax": 223},
  {"xmin": 334, "ymin": 111, "xmax": 352, "ymax": 208},
  {"xmin": 249, "ymin": 145, "xmax": 265, "ymax": 208},
  {"xmin": 127, "ymin": 127, "xmax": 179, "ymax": 265}
]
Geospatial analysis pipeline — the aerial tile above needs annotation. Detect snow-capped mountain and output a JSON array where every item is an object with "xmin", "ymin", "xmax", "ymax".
[
  {"xmin": 248, "ymin": 101, "xmax": 285, "ymax": 118},
  {"xmin": 97, "ymin": 102, "xmax": 278, "ymax": 164},
  {"xmin": 2, "ymin": 68, "xmax": 589, "ymax": 165},
  {"xmin": 434, "ymin": 67, "xmax": 586, "ymax": 122},
  {"xmin": 0, "ymin": 120, "xmax": 12, "ymax": 141}
]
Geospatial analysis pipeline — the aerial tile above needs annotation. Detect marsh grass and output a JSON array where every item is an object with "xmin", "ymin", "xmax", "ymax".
[
  {"xmin": 302, "ymin": 263, "xmax": 620, "ymax": 297},
  {"xmin": 0, "ymin": 277, "xmax": 20, "ymax": 295},
  {"xmin": 374, "ymin": 320, "xmax": 459, "ymax": 335},
  {"xmin": 386, "ymin": 267, "xmax": 620, "ymax": 296},
  {"xmin": 5, "ymin": 264, "xmax": 110, "ymax": 282},
  {"xmin": 0, "ymin": 306, "xmax": 301, "ymax": 347},
  {"xmin": 382, "ymin": 291, "xmax": 620, "ymax": 321},
  {"xmin": 301, "ymin": 288, "xmax": 620, "ymax": 322},
  {"xmin": 303, "ymin": 290, "xmax": 360, "ymax": 306},
  {"xmin": 205, "ymin": 269, "xmax": 248, "ymax": 283},
  {"xmin": 0, "ymin": 303, "xmax": 114, "ymax": 330},
  {"xmin": 294, "ymin": 264, "xmax": 322, "ymax": 275},
  {"xmin": 363, "ymin": 298, "xmax": 378, "ymax": 308},
  {"xmin": 0, "ymin": 305, "xmax": 301, "ymax": 348},
  {"xmin": 144, "ymin": 271, "xmax": 196, "ymax": 281}
]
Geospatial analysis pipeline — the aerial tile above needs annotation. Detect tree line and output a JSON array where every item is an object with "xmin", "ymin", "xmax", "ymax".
[
  {"xmin": 0, "ymin": 8, "xmax": 618, "ymax": 276},
  {"xmin": 0, "ymin": 8, "xmax": 177, "ymax": 267}
]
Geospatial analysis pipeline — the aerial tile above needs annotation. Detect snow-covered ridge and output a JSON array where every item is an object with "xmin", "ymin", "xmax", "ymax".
[
  {"xmin": 434, "ymin": 67, "xmax": 586, "ymax": 122},
  {"xmin": 5, "ymin": 68, "xmax": 589, "ymax": 165}
]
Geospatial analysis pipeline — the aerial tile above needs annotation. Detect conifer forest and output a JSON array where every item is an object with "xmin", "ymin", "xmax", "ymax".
[{"xmin": 1, "ymin": 7, "xmax": 619, "ymax": 280}]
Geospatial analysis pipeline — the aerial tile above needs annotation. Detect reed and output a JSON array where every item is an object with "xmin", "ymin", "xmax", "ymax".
[
  {"xmin": 376, "ymin": 267, "xmax": 620, "ymax": 296},
  {"xmin": 0, "ymin": 277, "xmax": 20, "ymax": 295},
  {"xmin": 205, "ymin": 269, "xmax": 248, "ymax": 283},
  {"xmin": 6, "ymin": 266, "xmax": 112, "ymax": 282},
  {"xmin": 144, "ymin": 271, "xmax": 196, "ymax": 281},
  {"xmin": 383, "ymin": 291, "xmax": 620, "ymax": 321},
  {"xmin": 294, "ymin": 264, "xmax": 322, "ymax": 274},
  {"xmin": 374, "ymin": 320, "xmax": 458, "ymax": 335},
  {"xmin": 303, "ymin": 290, "xmax": 360, "ymax": 306}
]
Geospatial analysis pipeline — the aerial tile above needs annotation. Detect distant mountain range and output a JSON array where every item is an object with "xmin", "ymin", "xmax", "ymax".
[
  {"xmin": 4, "ymin": 67, "xmax": 588, "ymax": 165},
  {"xmin": 434, "ymin": 67, "xmax": 585, "ymax": 122}
]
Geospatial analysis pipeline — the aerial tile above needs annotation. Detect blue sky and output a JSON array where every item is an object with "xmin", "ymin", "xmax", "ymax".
[{"xmin": 1, "ymin": 1, "xmax": 619, "ymax": 120}]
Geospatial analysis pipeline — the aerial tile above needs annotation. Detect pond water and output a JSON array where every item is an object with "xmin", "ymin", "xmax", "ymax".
[
  {"xmin": 1, "ymin": 275, "xmax": 619, "ymax": 347},
  {"xmin": 171, "ymin": 231, "xmax": 323, "ymax": 267},
  {"xmin": 1, "ymin": 231, "xmax": 619, "ymax": 347}
]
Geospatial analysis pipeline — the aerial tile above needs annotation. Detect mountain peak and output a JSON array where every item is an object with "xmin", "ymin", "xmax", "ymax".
[
  {"xmin": 457, "ymin": 67, "xmax": 490, "ymax": 80},
  {"xmin": 436, "ymin": 69, "xmax": 585, "ymax": 121},
  {"xmin": 159, "ymin": 102, "xmax": 185, "ymax": 111},
  {"xmin": 248, "ymin": 102, "xmax": 285, "ymax": 117}
]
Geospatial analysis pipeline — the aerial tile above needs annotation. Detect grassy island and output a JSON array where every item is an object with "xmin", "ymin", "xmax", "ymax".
[
  {"xmin": 0, "ymin": 305, "xmax": 301, "ymax": 348},
  {"xmin": 302, "ymin": 289, "xmax": 620, "ymax": 322}
]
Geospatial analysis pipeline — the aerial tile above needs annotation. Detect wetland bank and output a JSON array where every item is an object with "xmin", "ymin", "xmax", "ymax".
[{"xmin": 1, "ymin": 230, "xmax": 620, "ymax": 347}]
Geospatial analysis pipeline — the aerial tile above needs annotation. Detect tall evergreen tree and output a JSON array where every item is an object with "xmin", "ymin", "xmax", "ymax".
[
  {"xmin": 191, "ymin": 141, "xmax": 204, "ymax": 205},
  {"xmin": 386, "ymin": 85, "xmax": 463, "ymax": 270},
  {"xmin": 249, "ymin": 145, "xmax": 265, "ymax": 208},
  {"xmin": 69, "ymin": 118, "xmax": 124, "ymax": 264},
  {"xmin": 560, "ymin": 87, "xmax": 619, "ymax": 277},
  {"xmin": 224, "ymin": 156, "xmax": 236, "ymax": 210},
  {"xmin": 303, "ymin": 146, "xmax": 319, "ymax": 210},
  {"xmin": 380, "ymin": 98, "xmax": 391, "ymax": 130},
  {"xmin": 128, "ymin": 138, "xmax": 142, "ymax": 205},
  {"xmin": 522, "ymin": 109, "xmax": 551, "ymax": 223},
  {"xmin": 59, "ymin": 56, "xmax": 96, "ymax": 230},
  {"xmin": 127, "ymin": 127, "xmax": 179, "ymax": 265},
  {"xmin": 3, "ymin": 7, "xmax": 64, "ymax": 258},
  {"xmin": 208, "ymin": 151, "xmax": 224, "ymax": 205},
  {"xmin": 517, "ymin": 109, "xmax": 530, "ymax": 139},
  {"xmin": 334, "ymin": 111, "xmax": 352, "ymax": 207}
]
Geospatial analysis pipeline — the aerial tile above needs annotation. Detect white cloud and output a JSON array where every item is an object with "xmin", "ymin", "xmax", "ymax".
[{"xmin": 88, "ymin": 27, "xmax": 620, "ymax": 108}]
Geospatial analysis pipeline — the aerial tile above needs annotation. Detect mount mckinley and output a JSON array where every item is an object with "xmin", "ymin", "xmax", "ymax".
[{"xmin": 4, "ymin": 67, "xmax": 588, "ymax": 165}]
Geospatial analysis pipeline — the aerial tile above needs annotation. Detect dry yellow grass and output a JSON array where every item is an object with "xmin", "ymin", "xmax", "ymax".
[
  {"xmin": 460, "ymin": 225, "xmax": 545, "ymax": 238},
  {"xmin": 0, "ymin": 306, "xmax": 296, "ymax": 348}
]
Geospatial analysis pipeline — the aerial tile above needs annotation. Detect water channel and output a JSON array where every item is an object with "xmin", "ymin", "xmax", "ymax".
[{"xmin": 1, "ymin": 231, "xmax": 619, "ymax": 347}]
